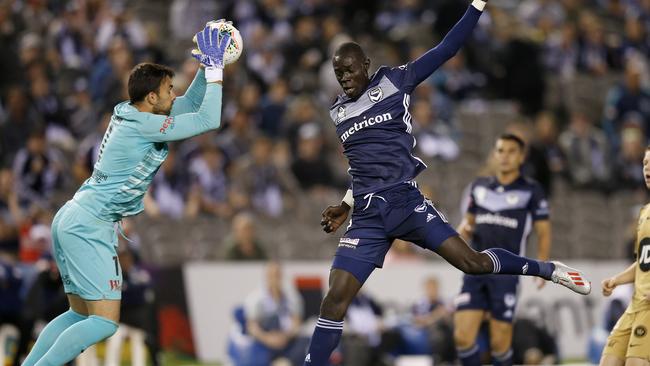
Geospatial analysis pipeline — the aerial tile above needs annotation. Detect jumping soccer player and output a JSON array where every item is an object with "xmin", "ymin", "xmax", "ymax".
[
  {"xmin": 303, "ymin": 0, "xmax": 591, "ymax": 364},
  {"xmin": 454, "ymin": 134, "xmax": 551, "ymax": 366},
  {"xmin": 20, "ymin": 24, "xmax": 232, "ymax": 366},
  {"xmin": 600, "ymin": 146, "xmax": 650, "ymax": 366}
]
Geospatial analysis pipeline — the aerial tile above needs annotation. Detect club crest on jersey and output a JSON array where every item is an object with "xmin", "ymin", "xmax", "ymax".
[
  {"xmin": 506, "ymin": 193, "xmax": 519, "ymax": 205},
  {"xmin": 335, "ymin": 105, "xmax": 346, "ymax": 124},
  {"xmin": 368, "ymin": 86, "xmax": 383, "ymax": 103},
  {"xmin": 475, "ymin": 186, "xmax": 487, "ymax": 203}
]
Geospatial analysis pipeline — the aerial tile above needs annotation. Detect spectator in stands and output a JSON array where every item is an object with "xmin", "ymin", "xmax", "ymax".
[
  {"xmin": 12, "ymin": 127, "xmax": 64, "ymax": 209},
  {"xmin": 147, "ymin": 147, "xmax": 200, "ymax": 219},
  {"xmin": 512, "ymin": 308, "xmax": 558, "ymax": 365},
  {"xmin": 232, "ymin": 136, "xmax": 297, "ymax": 217},
  {"xmin": 412, "ymin": 99, "xmax": 460, "ymax": 161},
  {"xmin": 431, "ymin": 52, "xmax": 484, "ymax": 101},
  {"xmin": 224, "ymin": 212, "xmax": 268, "ymax": 261},
  {"xmin": 558, "ymin": 111, "xmax": 612, "ymax": 190},
  {"xmin": 95, "ymin": 4, "xmax": 147, "ymax": 53},
  {"xmin": 72, "ymin": 111, "xmax": 110, "ymax": 184},
  {"xmin": 188, "ymin": 144, "xmax": 230, "ymax": 218},
  {"xmin": 12, "ymin": 252, "xmax": 67, "ymax": 366},
  {"xmin": 259, "ymin": 79, "xmax": 289, "ymax": 139},
  {"xmin": 602, "ymin": 56, "xmax": 650, "ymax": 151},
  {"xmin": 622, "ymin": 16, "xmax": 650, "ymax": 58},
  {"xmin": 241, "ymin": 262, "xmax": 306, "ymax": 365},
  {"xmin": 217, "ymin": 111, "xmax": 258, "ymax": 163},
  {"xmin": 0, "ymin": 252, "xmax": 23, "ymax": 363},
  {"xmin": 612, "ymin": 120, "xmax": 646, "ymax": 190},
  {"xmin": 544, "ymin": 23, "xmax": 578, "ymax": 80},
  {"xmin": 525, "ymin": 111, "xmax": 566, "ymax": 196},
  {"xmin": 0, "ymin": 86, "xmax": 41, "ymax": 168},
  {"xmin": 283, "ymin": 96, "xmax": 320, "ymax": 155},
  {"xmin": 89, "ymin": 37, "xmax": 134, "ymax": 105},
  {"xmin": 576, "ymin": 12, "xmax": 611, "ymax": 75},
  {"xmin": 411, "ymin": 276, "xmax": 455, "ymax": 364},
  {"xmin": 291, "ymin": 123, "xmax": 339, "ymax": 193},
  {"xmin": 105, "ymin": 244, "xmax": 157, "ymax": 366},
  {"xmin": 343, "ymin": 292, "xmax": 398, "ymax": 366},
  {"xmin": 0, "ymin": 169, "xmax": 20, "ymax": 253},
  {"xmin": 66, "ymin": 78, "xmax": 98, "ymax": 139}
]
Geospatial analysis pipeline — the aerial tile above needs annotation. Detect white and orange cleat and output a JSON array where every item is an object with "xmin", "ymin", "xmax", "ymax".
[{"xmin": 550, "ymin": 261, "xmax": 591, "ymax": 295}]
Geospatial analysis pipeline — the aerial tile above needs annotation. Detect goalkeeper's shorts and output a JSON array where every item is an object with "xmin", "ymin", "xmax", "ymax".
[{"xmin": 51, "ymin": 200, "xmax": 121, "ymax": 301}]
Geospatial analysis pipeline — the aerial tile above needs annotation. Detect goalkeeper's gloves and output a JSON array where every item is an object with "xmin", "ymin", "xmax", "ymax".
[{"xmin": 193, "ymin": 24, "xmax": 231, "ymax": 82}]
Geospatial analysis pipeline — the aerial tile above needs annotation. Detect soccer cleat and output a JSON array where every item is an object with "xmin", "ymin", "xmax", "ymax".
[{"xmin": 550, "ymin": 261, "xmax": 591, "ymax": 295}]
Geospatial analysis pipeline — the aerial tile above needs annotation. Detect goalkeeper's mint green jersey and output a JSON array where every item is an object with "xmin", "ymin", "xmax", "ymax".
[{"xmin": 73, "ymin": 69, "xmax": 221, "ymax": 222}]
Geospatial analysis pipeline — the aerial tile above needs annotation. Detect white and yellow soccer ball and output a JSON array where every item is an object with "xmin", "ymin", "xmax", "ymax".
[{"xmin": 192, "ymin": 20, "xmax": 243, "ymax": 65}]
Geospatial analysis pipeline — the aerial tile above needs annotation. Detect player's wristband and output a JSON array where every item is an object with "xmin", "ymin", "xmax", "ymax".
[
  {"xmin": 204, "ymin": 66, "xmax": 223, "ymax": 83},
  {"xmin": 342, "ymin": 189, "xmax": 354, "ymax": 208},
  {"xmin": 472, "ymin": 0, "xmax": 487, "ymax": 11}
]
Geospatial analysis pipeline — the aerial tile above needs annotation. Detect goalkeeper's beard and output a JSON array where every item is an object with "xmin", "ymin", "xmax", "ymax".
[{"xmin": 152, "ymin": 101, "xmax": 173, "ymax": 116}]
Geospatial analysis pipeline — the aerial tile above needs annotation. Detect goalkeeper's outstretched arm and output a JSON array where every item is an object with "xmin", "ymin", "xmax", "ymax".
[{"xmin": 170, "ymin": 68, "xmax": 207, "ymax": 116}]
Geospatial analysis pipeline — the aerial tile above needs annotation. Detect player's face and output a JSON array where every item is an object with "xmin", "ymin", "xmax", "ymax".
[
  {"xmin": 494, "ymin": 139, "xmax": 525, "ymax": 174},
  {"xmin": 643, "ymin": 150, "xmax": 650, "ymax": 189},
  {"xmin": 333, "ymin": 54, "xmax": 370, "ymax": 99},
  {"xmin": 152, "ymin": 76, "xmax": 176, "ymax": 115}
]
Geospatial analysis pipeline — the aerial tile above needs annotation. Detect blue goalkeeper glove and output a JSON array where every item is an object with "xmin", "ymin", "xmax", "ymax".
[{"xmin": 193, "ymin": 25, "xmax": 231, "ymax": 82}]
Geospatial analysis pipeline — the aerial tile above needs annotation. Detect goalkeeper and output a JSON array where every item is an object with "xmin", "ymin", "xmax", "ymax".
[{"xmin": 20, "ymin": 23, "xmax": 232, "ymax": 366}]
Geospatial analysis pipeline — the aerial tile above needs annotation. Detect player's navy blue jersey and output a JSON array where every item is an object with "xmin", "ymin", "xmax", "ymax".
[
  {"xmin": 466, "ymin": 176, "xmax": 549, "ymax": 255},
  {"xmin": 327, "ymin": 5, "xmax": 483, "ymax": 197},
  {"xmin": 329, "ymin": 65, "xmax": 426, "ymax": 196}
]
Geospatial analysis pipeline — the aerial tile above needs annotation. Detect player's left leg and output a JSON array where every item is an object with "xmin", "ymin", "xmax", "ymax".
[
  {"xmin": 19, "ymin": 302, "xmax": 88, "ymax": 366},
  {"xmin": 23, "ymin": 202, "xmax": 120, "ymax": 366},
  {"xmin": 434, "ymin": 236, "xmax": 591, "ymax": 295},
  {"xmin": 390, "ymin": 191, "xmax": 590, "ymax": 294},
  {"xmin": 600, "ymin": 355, "xmax": 625, "ymax": 366},
  {"xmin": 489, "ymin": 319, "xmax": 513, "ymax": 366},
  {"xmin": 625, "ymin": 358, "xmax": 650, "ymax": 366}
]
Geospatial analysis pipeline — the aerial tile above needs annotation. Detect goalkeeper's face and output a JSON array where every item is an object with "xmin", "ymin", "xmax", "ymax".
[{"xmin": 152, "ymin": 76, "xmax": 176, "ymax": 116}]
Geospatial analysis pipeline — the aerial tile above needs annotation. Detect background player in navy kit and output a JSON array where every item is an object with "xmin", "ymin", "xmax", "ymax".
[
  {"xmin": 454, "ymin": 134, "xmax": 551, "ymax": 366},
  {"xmin": 303, "ymin": 0, "xmax": 590, "ymax": 365}
]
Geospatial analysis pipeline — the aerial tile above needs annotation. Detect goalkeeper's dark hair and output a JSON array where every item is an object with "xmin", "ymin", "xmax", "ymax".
[
  {"xmin": 128, "ymin": 63, "xmax": 175, "ymax": 104},
  {"xmin": 498, "ymin": 133, "xmax": 526, "ymax": 150}
]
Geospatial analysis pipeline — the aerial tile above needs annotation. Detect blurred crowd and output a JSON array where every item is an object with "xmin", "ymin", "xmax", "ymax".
[
  {"xmin": 226, "ymin": 263, "xmax": 559, "ymax": 366},
  {"xmin": 2, "ymin": 0, "xmax": 650, "ymax": 260},
  {"xmin": 1, "ymin": 0, "xmax": 650, "ymax": 362}
]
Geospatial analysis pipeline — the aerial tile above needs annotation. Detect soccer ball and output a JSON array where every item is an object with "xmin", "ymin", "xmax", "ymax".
[{"xmin": 192, "ymin": 20, "xmax": 243, "ymax": 65}]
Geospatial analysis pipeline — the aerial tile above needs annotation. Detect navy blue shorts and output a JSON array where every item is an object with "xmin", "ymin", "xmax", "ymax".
[
  {"xmin": 331, "ymin": 183, "xmax": 457, "ymax": 284},
  {"xmin": 455, "ymin": 274, "xmax": 519, "ymax": 322}
]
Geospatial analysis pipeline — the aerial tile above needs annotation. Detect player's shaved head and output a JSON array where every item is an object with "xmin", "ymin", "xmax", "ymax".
[
  {"xmin": 334, "ymin": 42, "xmax": 367, "ymax": 61},
  {"xmin": 332, "ymin": 42, "xmax": 371, "ymax": 98}
]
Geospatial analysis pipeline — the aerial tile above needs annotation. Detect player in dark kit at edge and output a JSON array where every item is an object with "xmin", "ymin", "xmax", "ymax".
[{"xmin": 303, "ymin": 0, "xmax": 591, "ymax": 365}]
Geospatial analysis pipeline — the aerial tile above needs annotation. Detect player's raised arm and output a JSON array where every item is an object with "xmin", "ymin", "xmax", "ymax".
[
  {"xmin": 410, "ymin": 0, "xmax": 487, "ymax": 85},
  {"xmin": 138, "ymin": 26, "xmax": 231, "ymax": 142},
  {"xmin": 602, "ymin": 262, "xmax": 636, "ymax": 296},
  {"xmin": 169, "ymin": 68, "xmax": 207, "ymax": 116}
]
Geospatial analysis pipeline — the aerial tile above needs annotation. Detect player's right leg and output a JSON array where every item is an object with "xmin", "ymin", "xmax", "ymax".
[
  {"xmin": 22, "ymin": 201, "xmax": 120, "ymax": 366},
  {"xmin": 600, "ymin": 310, "xmax": 632, "ymax": 366},
  {"xmin": 304, "ymin": 265, "xmax": 369, "ymax": 366},
  {"xmin": 453, "ymin": 310, "xmax": 484, "ymax": 366},
  {"xmin": 434, "ymin": 235, "xmax": 591, "ymax": 295}
]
